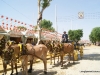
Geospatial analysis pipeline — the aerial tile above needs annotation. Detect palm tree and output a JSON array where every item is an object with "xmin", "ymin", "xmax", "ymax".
[{"xmin": 37, "ymin": 0, "xmax": 52, "ymax": 42}]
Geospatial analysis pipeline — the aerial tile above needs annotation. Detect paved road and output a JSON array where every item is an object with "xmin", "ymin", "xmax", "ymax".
[{"xmin": 0, "ymin": 45, "xmax": 100, "ymax": 75}]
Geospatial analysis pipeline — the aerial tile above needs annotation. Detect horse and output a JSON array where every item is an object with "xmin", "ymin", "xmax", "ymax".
[
  {"xmin": 38, "ymin": 40, "xmax": 59, "ymax": 65},
  {"xmin": 20, "ymin": 43, "xmax": 48, "ymax": 75},
  {"xmin": 0, "ymin": 35, "xmax": 6, "ymax": 57},
  {"xmin": 53, "ymin": 41, "xmax": 75, "ymax": 67},
  {"xmin": 1, "ymin": 41, "xmax": 20, "ymax": 75}
]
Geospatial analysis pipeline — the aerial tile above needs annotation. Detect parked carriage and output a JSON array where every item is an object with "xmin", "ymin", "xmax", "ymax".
[
  {"xmin": 67, "ymin": 40, "xmax": 84, "ymax": 60},
  {"xmin": 0, "ymin": 26, "xmax": 84, "ymax": 75}
]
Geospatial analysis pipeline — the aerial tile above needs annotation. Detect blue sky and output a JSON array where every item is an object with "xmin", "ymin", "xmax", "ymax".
[{"xmin": 0, "ymin": 0, "xmax": 100, "ymax": 40}]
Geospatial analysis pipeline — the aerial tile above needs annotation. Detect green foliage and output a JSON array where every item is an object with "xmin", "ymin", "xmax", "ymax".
[
  {"xmin": 41, "ymin": 0, "xmax": 52, "ymax": 9},
  {"xmin": 68, "ymin": 29, "xmax": 83, "ymax": 42},
  {"xmin": 37, "ymin": 0, "xmax": 52, "ymax": 40},
  {"xmin": 89, "ymin": 27, "xmax": 100, "ymax": 42},
  {"xmin": 89, "ymin": 32, "xmax": 96, "ymax": 43},
  {"xmin": 17, "ymin": 26, "xmax": 27, "ymax": 30},
  {"xmin": 40, "ymin": 19, "xmax": 55, "ymax": 32},
  {"xmin": 48, "ymin": 27, "xmax": 55, "ymax": 32},
  {"xmin": 34, "ymin": 25, "xmax": 38, "ymax": 32}
]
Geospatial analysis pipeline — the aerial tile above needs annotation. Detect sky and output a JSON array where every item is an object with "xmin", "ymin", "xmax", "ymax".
[{"xmin": 0, "ymin": 0, "xmax": 100, "ymax": 40}]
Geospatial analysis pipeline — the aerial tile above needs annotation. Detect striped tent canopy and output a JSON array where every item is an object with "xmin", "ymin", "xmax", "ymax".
[
  {"xmin": 8, "ymin": 30, "xmax": 23, "ymax": 37},
  {"xmin": 25, "ymin": 30, "xmax": 36, "ymax": 38},
  {"xmin": 41, "ymin": 31, "xmax": 57, "ymax": 40},
  {"xmin": 0, "ymin": 26, "xmax": 7, "ymax": 33},
  {"xmin": 0, "ymin": 35, "xmax": 4, "ymax": 40}
]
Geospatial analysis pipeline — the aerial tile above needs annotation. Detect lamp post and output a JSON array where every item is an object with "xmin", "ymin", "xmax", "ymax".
[
  {"xmin": 55, "ymin": 4, "xmax": 58, "ymax": 41},
  {"xmin": 71, "ymin": 20, "xmax": 72, "ymax": 30}
]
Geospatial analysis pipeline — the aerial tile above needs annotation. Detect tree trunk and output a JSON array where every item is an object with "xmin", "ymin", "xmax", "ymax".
[
  {"xmin": 37, "ymin": 0, "xmax": 41, "ymax": 44},
  {"xmin": 37, "ymin": 0, "xmax": 48, "ymax": 44},
  {"xmin": 37, "ymin": 0, "xmax": 45, "ymax": 44}
]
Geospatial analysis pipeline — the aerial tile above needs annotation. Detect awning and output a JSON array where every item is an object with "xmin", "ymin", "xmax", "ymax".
[
  {"xmin": 8, "ymin": 30, "xmax": 23, "ymax": 37},
  {"xmin": 0, "ymin": 26, "xmax": 7, "ymax": 33}
]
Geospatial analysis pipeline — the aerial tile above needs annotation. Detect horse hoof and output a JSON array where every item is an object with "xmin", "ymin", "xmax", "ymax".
[
  {"xmin": 20, "ymin": 69, "xmax": 22, "ymax": 72},
  {"xmin": 10, "ymin": 73, "xmax": 13, "ymax": 75},
  {"xmin": 28, "ymin": 69, "xmax": 32, "ymax": 73},
  {"xmin": 61, "ymin": 65, "xmax": 63, "ymax": 67},
  {"xmin": 73, "ymin": 62, "xmax": 75, "ymax": 64},
  {"xmin": 44, "ymin": 71, "xmax": 47, "ymax": 74},
  {"xmin": 16, "ymin": 72, "xmax": 18, "ymax": 75}
]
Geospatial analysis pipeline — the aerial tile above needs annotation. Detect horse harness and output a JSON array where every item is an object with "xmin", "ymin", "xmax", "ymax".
[{"xmin": 21, "ymin": 44, "xmax": 43, "ymax": 61}]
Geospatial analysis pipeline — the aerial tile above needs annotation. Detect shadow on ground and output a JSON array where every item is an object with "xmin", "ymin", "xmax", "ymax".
[
  {"xmin": 83, "ymin": 49, "xmax": 90, "ymax": 50},
  {"xmin": 83, "ymin": 54, "xmax": 100, "ymax": 60},
  {"xmin": 61, "ymin": 61, "xmax": 80, "ymax": 69},
  {"xmin": 12, "ymin": 69, "xmax": 57, "ymax": 75},
  {"xmin": 51, "ymin": 56, "xmax": 80, "ymax": 69}
]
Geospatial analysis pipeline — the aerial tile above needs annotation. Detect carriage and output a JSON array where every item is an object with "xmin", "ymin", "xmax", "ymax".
[
  {"xmin": 67, "ymin": 40, "xmax": 84, "ymax": 60},
  {"xmin": 0, "ymin": 26, "xmax": 84, "ymax": 75},
  {"xmin": 0, "ymin": 27, "xmax": 48, "ymax": 75}
]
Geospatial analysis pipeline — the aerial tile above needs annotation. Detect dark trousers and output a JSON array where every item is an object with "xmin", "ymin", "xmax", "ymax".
[{"xmin": 62, "ymin": 38, "xmax": 68, "ymax": 43}]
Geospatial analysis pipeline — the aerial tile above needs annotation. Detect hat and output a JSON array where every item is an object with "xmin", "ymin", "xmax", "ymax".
[{"xmin": 63, "ymin": 31, "xmax": 66, "ymax": 33}]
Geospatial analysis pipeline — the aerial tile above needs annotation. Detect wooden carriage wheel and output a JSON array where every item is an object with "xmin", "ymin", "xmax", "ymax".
[
  {"xmin": 80, "ymin": 46, "xmax": 83, "ymax": 59},
  {"xmin": 74, "ymin": 50, "xmax": 78, "ymax": 61}
]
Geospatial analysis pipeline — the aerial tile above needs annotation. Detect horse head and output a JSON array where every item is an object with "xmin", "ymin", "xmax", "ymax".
[
  {"xmin": 21, "ymin": 44, "xmax": 28, "ymax": 55},
  {"xmin": 1, "ymin": 41, "xmax": 15, "ymax": 63},
  {"xmin": 44, "ymin": 40, "xmax": 53, "ymax": 53},
  {"xmin": 0, "ymin": 36, "xmax": 6, "ymax": 56},
  {"xmin": 2, "ymin": 44, "xmax": 14, "ymax": 64}
]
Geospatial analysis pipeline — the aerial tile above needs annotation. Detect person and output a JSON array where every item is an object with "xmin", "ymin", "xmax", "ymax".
[{"xmin": 62, "ymin": 31, "xmax": 68, "ymax": 43}]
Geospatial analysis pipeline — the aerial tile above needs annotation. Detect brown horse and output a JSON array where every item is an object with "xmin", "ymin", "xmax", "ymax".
[
  {"xmin": 51, "ymin": 41, "xmax": 62, "ymax": 65},
  {"xmin": 60, "ymin": 43, "xmax": 74, "ymax": 67},
  {"xmin": 1, "ymin": 41, "xmax": 20, "ymax": 75},
  {"xmin": 38, "ymin": 40, "xmax": 57, "ymax": 65},
  {"xmin": 20, "ymin": 43, "xmax": 48, "ymax": 75},
  {"xmin": 53, "ymin": 42, "xmax": 75, "ymax": 67},
  {"xmin": 0, "ymin": 35, "xmax": 6, "ymax": 57}
]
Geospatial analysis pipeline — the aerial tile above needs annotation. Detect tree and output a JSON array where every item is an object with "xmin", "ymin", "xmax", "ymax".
[
  {"xmin": 68, "ymin": 29, "xmax": 83, "ymax": 43},
  {"xmin": 89, "ymin": 27, "xmax": 100, "ymax": 44},
  {"xmin": 17, "ymin": 26, "xmax": 27, "ymax": 30},
  {"xmin": 40, "ymin": 19, "xmax": 55, "ymax": 32},
  {"xmin": 48, "ymin": 27, "xmax": 55, "ymax": 32},
  {"xmin": 37, "ymin": 0, "xmax": 52, "ymax": 42},
  {"xmin": 89, "ymin": 32, "xmax": 96, "ymax": 44}
]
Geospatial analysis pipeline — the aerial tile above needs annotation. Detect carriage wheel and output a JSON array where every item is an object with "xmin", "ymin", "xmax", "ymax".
[
  {"xmin": 74, "ymin": 50, "xmax": 78, "ymax": 61},
  {"xmin": 80, "ymin": 47, "xmax": 83, "ymax": 59}
]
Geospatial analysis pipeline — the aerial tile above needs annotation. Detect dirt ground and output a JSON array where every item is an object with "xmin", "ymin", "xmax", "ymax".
[{"xmin": 0, "ymin": 45, "xmax": 100, "ymax": 75}]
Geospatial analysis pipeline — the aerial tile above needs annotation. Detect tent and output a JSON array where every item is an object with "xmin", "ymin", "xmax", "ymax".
[{"xmin": 0, "ymin": 26, "xmax": 7, "ymax": 34}]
